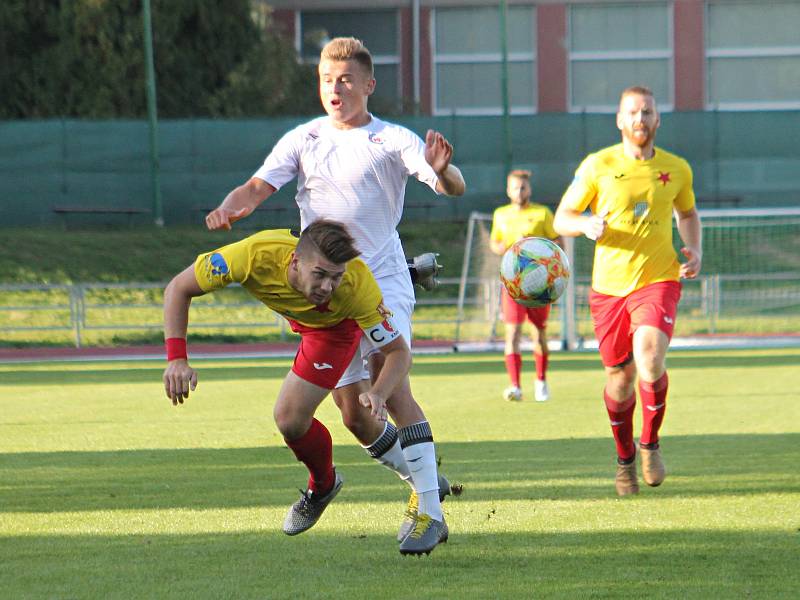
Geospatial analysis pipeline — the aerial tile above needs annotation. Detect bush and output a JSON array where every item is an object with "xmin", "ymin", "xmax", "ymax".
[{"xmin": 0, "ymin": 0, "xmax": 319, "ymax": 119}]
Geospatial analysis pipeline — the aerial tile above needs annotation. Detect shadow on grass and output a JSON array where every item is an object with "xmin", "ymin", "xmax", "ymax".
[
  {"xmin": 2, "ymin": 347, "xmax": 798, "ymax": 386},
  {"xmin": 0, "ymin": 527, "xmax": 797, "ymax": 599},
  {"xmin": 2, "ymin": 433, "xmax": 798, "ymax": 513}
]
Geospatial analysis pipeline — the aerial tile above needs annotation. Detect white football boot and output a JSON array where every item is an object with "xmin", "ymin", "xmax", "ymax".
[{"xmin": 534, "ymin": 379, "xmax": 550, "ymax": 402}]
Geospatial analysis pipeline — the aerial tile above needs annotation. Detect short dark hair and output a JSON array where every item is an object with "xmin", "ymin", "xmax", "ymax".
[{"xmin": 296, "ymin": 219, "xmax": 361, "ymax": 264}]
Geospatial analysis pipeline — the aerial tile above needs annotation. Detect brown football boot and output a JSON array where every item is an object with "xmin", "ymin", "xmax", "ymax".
[
  {"xmin": 640, "ymin": 445, "xmax": 666, "ymax": 487},
  {"xmin": 615, "ymin": 459, "xmax": 640, "ymax": 496}
]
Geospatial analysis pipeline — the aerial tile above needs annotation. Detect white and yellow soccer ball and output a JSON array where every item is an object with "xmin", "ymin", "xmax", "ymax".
[{"xmin": 500, "ymin": 237, "xmax": 570, "ymax": 308}]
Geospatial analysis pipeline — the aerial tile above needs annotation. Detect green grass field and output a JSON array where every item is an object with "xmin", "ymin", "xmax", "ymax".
[{"xmin": 2, "ymin": 348, "xmax": 799, "ymax": 598}]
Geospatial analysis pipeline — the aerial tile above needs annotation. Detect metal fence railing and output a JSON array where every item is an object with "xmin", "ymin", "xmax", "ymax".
[
  {"xmin": 0, "ymin": 278, "xmax": 484, "ymax": 348},
  {"xmin": 4, "ymin": 270, "xmax": 798, "ymax": 350}
]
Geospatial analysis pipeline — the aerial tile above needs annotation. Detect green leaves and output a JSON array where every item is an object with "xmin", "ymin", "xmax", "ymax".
[{"xmin": 0, "ymin": 0, "xmax": 318, "ymax": 118}]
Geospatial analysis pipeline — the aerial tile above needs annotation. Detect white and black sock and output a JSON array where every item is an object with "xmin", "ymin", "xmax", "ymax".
[
  {"xmin": 398, "ymin": 421, "xmax": 442, "ymax": 521},
  {"xmin": 363, "ymin": 422, "xmax": 413, "ymax": 488}
]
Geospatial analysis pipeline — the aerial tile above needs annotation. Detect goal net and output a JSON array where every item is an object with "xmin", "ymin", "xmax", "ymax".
[
  {"xmin": 456, "ymin": 208, "xmax": 800, "ymax": 349},
  {"xmin": 455, "ymin": 212, "xmax": 573, "ymax": 350}
]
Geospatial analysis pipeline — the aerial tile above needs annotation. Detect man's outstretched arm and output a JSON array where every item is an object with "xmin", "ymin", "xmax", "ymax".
[
  {"xmin": 554, "ymin": 205, "xmax": 609, "ymax": 241},
  {"xmin": 205, "ymin": 177, "xmax": 277, "ymax": 231}
]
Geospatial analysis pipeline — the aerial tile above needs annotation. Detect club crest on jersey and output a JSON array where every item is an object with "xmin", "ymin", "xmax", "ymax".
[
  {"xmin": 376, "ymin": 302, "xmax": 393, "ymax": 319},
  {"xmin": 633, "ymin": 201, "xmax": 649, "ymax": 219},
  {"xmin": 210, "ymin": 253, "xmax": 229, "ymax": 276},
  {"xmin": 368, "ymin": 132, "xmax": 385, "ymax": 144}
]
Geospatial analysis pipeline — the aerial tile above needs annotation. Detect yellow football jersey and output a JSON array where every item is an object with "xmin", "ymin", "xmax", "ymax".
[
  {"xmin": 560, "ymin": 143, "xmax": 695, "ymax": 296},
  {"xmin": 193, "ymin": 229, "xmax": 386, "ymax": 330},
  {"xmin": 490, "ymin": 202, "xmax": 557, "ymax": 250}
]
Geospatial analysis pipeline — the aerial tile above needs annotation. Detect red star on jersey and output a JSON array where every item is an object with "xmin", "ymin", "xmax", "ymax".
[
  {"xmin": 657, "ymin": 171, "xmax": 671, "ymax": 186},
  {"xmin": 313, "ymin": 301, "xmax": 332, "ymax": 313}
]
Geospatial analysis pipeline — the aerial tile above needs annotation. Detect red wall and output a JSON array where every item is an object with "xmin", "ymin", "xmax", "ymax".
[
  {"xmin": 537, "ymin": 4, "xmax": 568, "ymax": 112},
  {"xmin": 674, "ymin": 0, "xmax": 705, "ymax": 110}
]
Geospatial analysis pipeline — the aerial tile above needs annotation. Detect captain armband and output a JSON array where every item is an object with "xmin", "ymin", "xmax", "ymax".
[{"xmin": 364, "ymin": 316, "xmax": 401, "ymax": 349}]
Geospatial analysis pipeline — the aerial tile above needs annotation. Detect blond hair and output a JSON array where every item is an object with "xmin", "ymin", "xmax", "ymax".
[
  {"xmin": 320, "ymin": 37, "xmax": 373, "ymax": 77},
  {"xmin": 507, "ymin": 169, "xmax": 532, "ymax": 183}
]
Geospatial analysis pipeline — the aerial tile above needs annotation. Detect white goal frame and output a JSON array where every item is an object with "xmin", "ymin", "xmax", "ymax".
[{"xmin": 457, "ymin": 207, "xmax": 800, "ymax": 351}]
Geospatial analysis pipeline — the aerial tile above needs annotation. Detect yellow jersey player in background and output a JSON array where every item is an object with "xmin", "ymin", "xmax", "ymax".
[
  {"xmin": 162, "ymin": 219, "xmax": 448, "ymax": 555},
  {"xmin": 490, "ymin": 169, "xmax": 561, "ymax": 402},
  {"xmin": 554, "ymin": 86, "xmax": 702, "ymax": 496}
]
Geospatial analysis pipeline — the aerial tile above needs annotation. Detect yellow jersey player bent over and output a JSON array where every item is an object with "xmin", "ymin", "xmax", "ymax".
[
  {"xmin": 205, "ymin": 37, "xmax": 461, "ymax": 544},
  {"xmin": 162, "ymin": 220, "xmax": 448, "ymax": 555},
  {"xmin": 554, "ymin": 86, "xmax": 702, "ymax": 496}
]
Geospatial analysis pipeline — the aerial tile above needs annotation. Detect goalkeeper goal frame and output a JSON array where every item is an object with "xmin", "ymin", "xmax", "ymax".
[{"xmin": 457, "ymin": 207, "xmax": 800, "ymax": 350}]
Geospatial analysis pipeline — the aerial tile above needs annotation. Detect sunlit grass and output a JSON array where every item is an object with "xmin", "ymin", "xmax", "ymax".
[{"xmin": 1, "ymin": 349, "xmax": 799, "ymax": 598}]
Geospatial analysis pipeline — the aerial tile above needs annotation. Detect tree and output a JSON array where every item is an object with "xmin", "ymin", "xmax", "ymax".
[{"xmin": 0, "ymin": 0, "xmax": 319, "ymax": 118}]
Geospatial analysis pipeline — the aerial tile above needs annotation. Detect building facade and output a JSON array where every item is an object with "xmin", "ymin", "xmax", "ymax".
[{"xmin": 266, "ymin": 0, "xmax": 800, "ymax": 115}]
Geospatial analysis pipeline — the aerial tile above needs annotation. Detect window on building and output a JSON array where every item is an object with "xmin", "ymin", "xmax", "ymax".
[
  {"xmin": 433, "ymin": 6, "xmax": 536, "ymax": 115},
  {"xmin": 299, "ymin": 10, "xmax": 401, "ymax": 112},
  {"xmin": 707, "ymin": 0, "xmax": 800, "ymax": 110},
  {"xmin": 568, "ymin": 2, "xmax": 672, "ymax": 112}
]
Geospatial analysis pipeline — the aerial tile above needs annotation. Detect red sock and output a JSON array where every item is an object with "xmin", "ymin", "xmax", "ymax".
[
  {"xmin": 284, "ymin": 418, "xmax": 335, "ymax": 494},
  {"xmin": 534, "ymin": 352, "xmax": 548, "ymax": 381},
  {"xmin": 640, "ymin": 372, "xmax": 668, "ymax": 446},
  {"xmin": 504, "ymin": 353, "xmax": 521, "ymax": 387},
  {"xmin": 604, "ymin": 390, "xmax": 636, "ymax": 461}
]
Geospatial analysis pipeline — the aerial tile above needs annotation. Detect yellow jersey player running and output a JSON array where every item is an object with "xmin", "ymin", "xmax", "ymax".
[
  {"xmin": 490, "ymin": 169, "xmax": 561, "ymax": 402},
  {"xmin": 554, "ymin": 86, "xmax": 702, "ymax": 496},
  {"xmin": 162, "ymin": 220, "xmax": 447, "ymax": 555}
]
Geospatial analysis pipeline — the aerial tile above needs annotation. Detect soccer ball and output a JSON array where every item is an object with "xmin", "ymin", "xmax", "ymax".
[{"xmin": 500, "ymin": 237, "xmax": 570, "ymax": 307}]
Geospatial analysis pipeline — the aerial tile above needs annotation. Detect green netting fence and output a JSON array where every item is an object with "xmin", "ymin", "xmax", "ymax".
[{"xmin": 2, "ymin": 111, "xmax": 800, "ymax": 228}]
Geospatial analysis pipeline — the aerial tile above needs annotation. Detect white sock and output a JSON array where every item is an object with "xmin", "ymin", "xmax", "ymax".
[
  {"xmin": 399, "ymin": 422, "xmax": 443, "ymax": 521},
  {"xmin": 363, "ymin": 422, "xmax": 413, "ymax": 487}
]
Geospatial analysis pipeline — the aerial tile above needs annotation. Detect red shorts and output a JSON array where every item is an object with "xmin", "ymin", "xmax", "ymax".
[
  {"xmin": 501, "ymin": 286, "xmax": 551, "ymax": 328},
  {"xmin": 589, "ymin": 280, "xmax": 682, "ymax": 368},
  {"xmin": 288, "ymin": 319, "xmax": 362, "ymax": 389}
]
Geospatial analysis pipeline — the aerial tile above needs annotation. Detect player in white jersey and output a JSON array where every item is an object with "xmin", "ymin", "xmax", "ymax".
[{"xmin": 205, "ymin": 37, "xmax": 465, "ymax": 555}]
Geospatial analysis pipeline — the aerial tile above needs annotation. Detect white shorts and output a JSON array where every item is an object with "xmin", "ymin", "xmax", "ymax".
[{"xmin": 335, "ymin": 269, "xmax": 416, "ymax": 388}]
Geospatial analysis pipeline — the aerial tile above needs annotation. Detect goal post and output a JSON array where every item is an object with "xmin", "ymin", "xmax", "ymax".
[
  {"xmin": 456, "ymin": 211, "xmax": 576, "ymax": 349},
  {"xmin": 456, "ymin": 207, "xmax": 800, "ymax": 349}
]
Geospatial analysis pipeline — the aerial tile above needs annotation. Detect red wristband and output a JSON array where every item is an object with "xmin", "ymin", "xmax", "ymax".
[{"xmin": 166, "ymin": 338, "xmax": 187, "ymax": 361}]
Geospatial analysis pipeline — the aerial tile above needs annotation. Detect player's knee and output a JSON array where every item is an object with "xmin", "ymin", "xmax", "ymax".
[
  {"xmin": 339, "ymin": 404, "xmax": 371, "ymax": 437},
  {"xmin": 606, "ymin": 368, "xmax": 635, "ymax": 398},
  {"xmin": 273, "ymin": 407, "xmax": 307, "ymax": 441},
  {"xmin": 635, "ymin": 352, "xmax": 666, "ymax": 381},
  {"xmin": 385, "ymin": 390, "xmax": 425, "ymax": 425}
]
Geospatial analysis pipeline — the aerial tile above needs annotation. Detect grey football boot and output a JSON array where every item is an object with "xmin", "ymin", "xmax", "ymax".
[
  {"xmin": 397, "ymin": 473, "xmax": 452, "ymax": 542},
  {"xmin": 407, "ymin": 252, "xmax": 442, "ymax": 291},
  {"xmin": 399, "ymin": 514, "xmax": 449, "ymax": 556},
  {"xmin": 282, "ymin": 470, "xmax": 344, "ymax": 536}
]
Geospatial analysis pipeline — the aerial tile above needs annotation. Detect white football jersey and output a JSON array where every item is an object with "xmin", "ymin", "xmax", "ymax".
[{"xmin": 252, "ymin": 115, "xmax": 440, "ymax": 278}]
